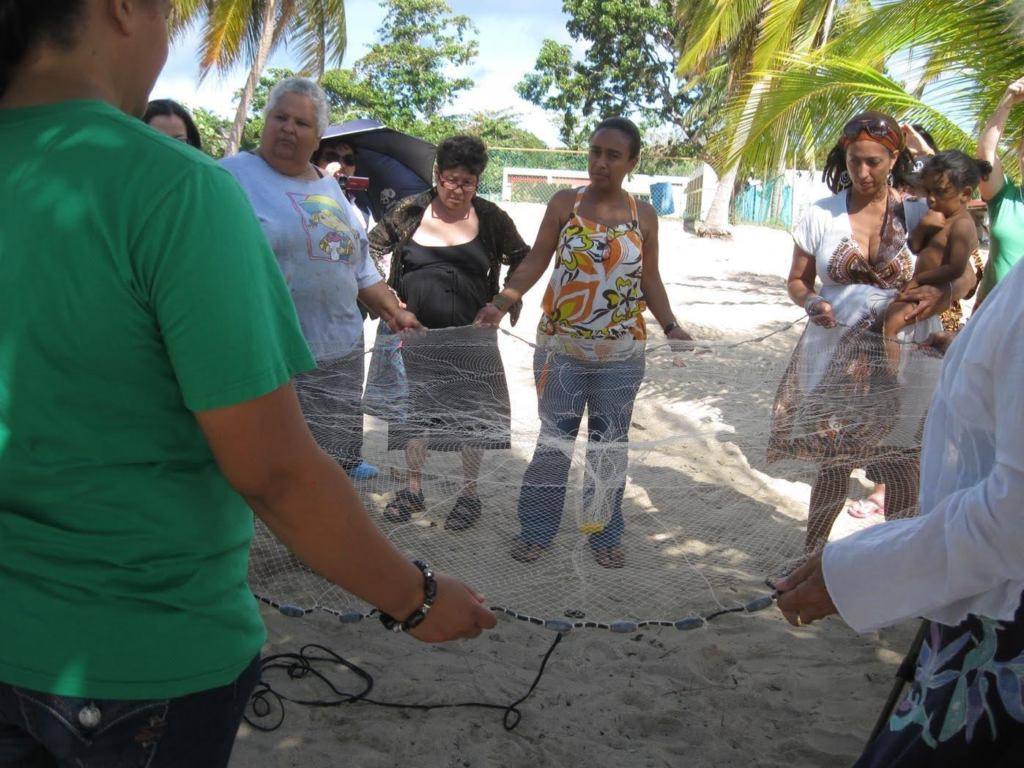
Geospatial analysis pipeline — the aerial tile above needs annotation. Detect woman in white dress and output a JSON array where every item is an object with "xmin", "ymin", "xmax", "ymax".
[{"xmin": 768, "ymin": 111, "xmax": 972, "ymax": 552}]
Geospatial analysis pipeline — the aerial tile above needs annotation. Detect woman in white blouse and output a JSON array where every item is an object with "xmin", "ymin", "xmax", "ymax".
[
  {"xmin": 768, "ymin": 111, "xmax": 974, "ymax": 552},
  {"xmin": 776, "ymin": 259, "xmax": 1024, "ymax": 767}
]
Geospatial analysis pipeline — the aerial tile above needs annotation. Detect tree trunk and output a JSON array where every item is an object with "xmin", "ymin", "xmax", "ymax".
[
  {"xmin": 225, "ymin": 0, "xmax": 279, "ymax": 157},
  {"xmin": 697, "ymin": 163, "xmax": 739, "ymax": 239},
  {"xmin": 769, "ymin": 138, "xmax": 788, "ymax": 223}
]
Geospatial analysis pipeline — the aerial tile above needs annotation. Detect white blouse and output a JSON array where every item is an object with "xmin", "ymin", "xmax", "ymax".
[{"xmin": 823, "ymin": 260, "xmax": 1024, "ymax": 631}]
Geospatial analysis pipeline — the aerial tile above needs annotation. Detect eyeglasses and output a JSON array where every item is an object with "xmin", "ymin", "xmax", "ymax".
[
  {"xmin": 840, "ymin": 119, "xmax": 903, "ymax": 152},
  {"xmin": 438, "ymin": 175, "xmax": 478, "ymax": 191},
  {"xmin": 324, "ymin": 151, "xmax": 356, "ymax": 166}
]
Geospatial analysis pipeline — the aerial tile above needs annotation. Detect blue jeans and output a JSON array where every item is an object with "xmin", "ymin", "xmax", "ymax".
[
  {"xmin": 0, "ymin": 655, "xmax": 260, "ymax": 768},
  {"xmin": 517, "ymin": 348, "xmax": 645, "ymax": 548}
]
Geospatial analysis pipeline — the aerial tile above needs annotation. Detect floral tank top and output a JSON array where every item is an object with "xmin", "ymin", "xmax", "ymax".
[{"xmin": 538, "ymin": 187, "xmax": 646, "ymax": 357}]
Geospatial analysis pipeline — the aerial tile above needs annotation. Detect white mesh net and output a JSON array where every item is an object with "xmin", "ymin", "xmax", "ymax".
[{"xmin": 247, "ymin": 319, "xmax": 944, "ymax": 629}]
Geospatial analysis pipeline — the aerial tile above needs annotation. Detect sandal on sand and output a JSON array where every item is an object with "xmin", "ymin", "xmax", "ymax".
[
  {"xmin": 445, "ymin": 495, "xmax": 482, "ymax": 532},
  {"xmin": 846, "ymin": 498, "xmax": 885, "ymax": 519},
  {"xmin": 383, "ymin": 488, "xmax": 425, "ymax": 524},
  {"xmin": 592, "ymin": 545, "xmax": 625, "ymax": 569},
  {"xmin": 510, "ymin": 538, "xmax": 547, "ymax": 563}
]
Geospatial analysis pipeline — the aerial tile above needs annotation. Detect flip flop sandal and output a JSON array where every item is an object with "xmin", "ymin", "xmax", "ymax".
[
  {"xmin": 444, "ymin": 495, "xmax": 482, "ymax": 532},
  {"xmin": 846, "ymin": 498, "xmax": 885, "ymax": 519},
  {"xmin": 383, "ymin": 488, "xmax": 425, "ymax": 524},
  {"xmin": 592, "ymin": 545, "xmax": 625, "ymax": 569},
  {"xmin": 510, "ymin": 538, "xmax": 548, "ymax": 564}
]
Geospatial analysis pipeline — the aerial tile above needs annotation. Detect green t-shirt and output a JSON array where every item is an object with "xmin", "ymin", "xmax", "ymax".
[
  {"xmin": 978, "ymin": 175, "xmax": 1024, "ymax": 304},
  {"xmin": 0, "ymin": 101, "xmax": 315, "ymax": 699}
]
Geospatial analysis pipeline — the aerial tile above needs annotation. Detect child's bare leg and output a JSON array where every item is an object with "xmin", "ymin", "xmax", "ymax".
[{"xmin": 882, "ymin": 301, "xmax": 912, "ymax": 375}]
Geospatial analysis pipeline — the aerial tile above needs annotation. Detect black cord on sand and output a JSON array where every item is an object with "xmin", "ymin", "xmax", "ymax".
[{"xmin": 244, "ymin": 634, "xmax": 564, "ymax": 733}]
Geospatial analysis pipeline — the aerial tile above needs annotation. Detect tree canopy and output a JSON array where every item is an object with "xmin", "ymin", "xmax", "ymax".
[{"xmin": 516, "ymin": 0, "xmax": 694, "ymax": 148}]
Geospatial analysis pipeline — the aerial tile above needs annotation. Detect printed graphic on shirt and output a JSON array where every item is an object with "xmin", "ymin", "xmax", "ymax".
[{"xmin": 289, "ymin": 193, "xmax": 360, "ymax": 263}]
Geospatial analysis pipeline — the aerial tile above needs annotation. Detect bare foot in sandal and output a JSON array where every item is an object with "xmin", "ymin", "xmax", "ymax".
[
  {"xmin": 510, "ymin": 538, "xmax": 547, "ymax": 563},
  {"xmin": 445, "ymin": 494, "xmax": 481, "ymax": 532},
  {"xmin": 592, "ymin": 545, "xmax": 625, "ymax": 569},
  {"xmin": 383, "ymin": 488, "xmax": 425, "ymax": 524}
]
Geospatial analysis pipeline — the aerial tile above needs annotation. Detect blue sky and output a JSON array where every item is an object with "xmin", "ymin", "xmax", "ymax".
[{"xmin": 153, "ymin": 0, "xmax": 579, "ymax": 146}]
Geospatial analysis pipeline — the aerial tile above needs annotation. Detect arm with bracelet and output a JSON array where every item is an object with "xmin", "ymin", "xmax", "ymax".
[
  {"xmin": 473, "ymin": 190, "xmax": 575, "ymax": 326},
  {"xmin": 636, "ymin": 206, "xmax": 693, "ymax": 341}
]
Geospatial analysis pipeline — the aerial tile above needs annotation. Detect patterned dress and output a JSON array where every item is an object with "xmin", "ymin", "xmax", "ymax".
[{"xmin": 768, "ymin": 191, "xmax": 941, "ymax": 464}]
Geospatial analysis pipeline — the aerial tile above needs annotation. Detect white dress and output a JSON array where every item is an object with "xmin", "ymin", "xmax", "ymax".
[{"xmin": 768, "ymin": 190, "xmax": 943, "ymax": 464}]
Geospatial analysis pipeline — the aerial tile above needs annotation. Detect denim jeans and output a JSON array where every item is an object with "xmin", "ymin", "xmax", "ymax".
[
  {"xmin": 517, "ymin": 348, "xmax": 645, "ymax": 548},
  {"xmin": 0, "ymin": 655, "xmax": 260, "ymax": 768}
]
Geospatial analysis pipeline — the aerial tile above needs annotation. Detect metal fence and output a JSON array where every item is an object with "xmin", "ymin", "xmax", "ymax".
[
  {"xmin": 482, "ymin": 148, "xmax": 710, "ymax": 220},
  {"xmin": 733, "ymin": 176, "xmax": 793, "ymax": 229}
]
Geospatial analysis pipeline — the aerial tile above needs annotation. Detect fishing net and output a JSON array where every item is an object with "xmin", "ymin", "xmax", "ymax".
[{"xmin": 247, "ymin": 321, "xmax": 944, "ymax": 630}]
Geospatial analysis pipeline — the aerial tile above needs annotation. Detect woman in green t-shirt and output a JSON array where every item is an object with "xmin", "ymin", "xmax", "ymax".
[
  {"xmin": 0, "ymin": 2, "xmax": 495, "ymax": 766},
  {"xmin": 976, "ymin": 76, "xmax": 1024, "ymax": 307}
]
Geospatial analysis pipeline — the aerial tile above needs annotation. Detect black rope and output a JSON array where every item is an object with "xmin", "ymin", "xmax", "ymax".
[{"xmin": 244, "ymin": 633, "xmax": 563, "ymax": 733}]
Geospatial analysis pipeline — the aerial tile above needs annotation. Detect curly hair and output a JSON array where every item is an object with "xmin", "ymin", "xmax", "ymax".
[
  {"xmin": 921, "ymin": 150, "xmax": 993, "ymax": 189},
  {"xmin": 435, "ymin": 135, "xmax": 489, "ymax": 177},
  {"xmin": 822, "ymin": 111, "xmax": 914, "ymax": 194}
]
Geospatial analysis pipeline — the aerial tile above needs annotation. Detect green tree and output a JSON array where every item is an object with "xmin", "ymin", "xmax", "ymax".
[
  {"xmin": 191, "ymin": 106, "xmax": 233, "ymax": 158},
  {"xmin": 170, "ymin": 0, "xmax": 347, "ymax": 156},
  {"xmin": 228, "ymin": 1, "xmax": 479, "ymax": 146},
  {"xmin": 516, "ymin": 0, "xmax": 695, "ymax": 148},
  {"xmin": 458, "ymin": 109, "xmax": 547, "ymax": 149},
  {"xmin": 347, "ymin": 0, "xmax": 478, "ymax": 141},
  {"xmin": 674, "ymin": 0, "xmax": 847, "ymax": 237},
  {"xmin": 717, "ymin": 0, "xmax": 1023, "ymax": 181}
]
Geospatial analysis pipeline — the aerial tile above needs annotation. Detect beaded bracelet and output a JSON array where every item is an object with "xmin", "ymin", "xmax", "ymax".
[{"xmin": 379, "ymin": 560, "xmax": 437, "ymax": 633}]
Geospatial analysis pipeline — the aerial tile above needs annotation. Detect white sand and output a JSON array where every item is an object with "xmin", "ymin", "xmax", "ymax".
[{"xmin": 230, "ymin": 218, "xmax": 920, "ymax": 767}]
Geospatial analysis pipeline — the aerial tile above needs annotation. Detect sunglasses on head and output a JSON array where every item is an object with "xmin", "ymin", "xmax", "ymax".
[{"xmin": 840, "ymin": 119, "xmax": 903, "ymax": 151}]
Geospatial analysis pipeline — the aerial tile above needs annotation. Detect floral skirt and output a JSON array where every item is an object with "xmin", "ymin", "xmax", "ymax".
[
  {"xmin": 767, "ymin": 323, "xmax": 913, "ymax": 465},
  {"xmin": 856, "ymin": 596, "xmax": 1024, "ymax": 767}
]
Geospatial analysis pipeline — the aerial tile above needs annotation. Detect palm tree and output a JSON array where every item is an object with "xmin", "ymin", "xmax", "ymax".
[
  {"xmin": 715, "ymin": 0, "xmax": 1024, "ymax": 179},
  {"xmin": 675, "ymin": 0, "xmax": 846, "ymax": 238},
  {"xmin": 171, "ymin": 0, "xmax": 347, "ymax": 156}
]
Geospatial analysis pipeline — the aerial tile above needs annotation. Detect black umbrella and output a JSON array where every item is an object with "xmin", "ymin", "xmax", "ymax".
[{"xmin": 320, "ymin": 119, "xmax": 436, "ymax": 221}]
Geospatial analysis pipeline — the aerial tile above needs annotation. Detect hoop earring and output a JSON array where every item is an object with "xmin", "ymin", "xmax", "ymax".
[
  {"xmin": 839, "ymin": 171, "xmax": 851, "ymax": 189},
  {"xmin": 887, "ymin": 172, "xmax": 894, "ymax": 187}
]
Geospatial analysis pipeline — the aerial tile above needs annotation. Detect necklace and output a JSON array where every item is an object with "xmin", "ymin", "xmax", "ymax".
[{"xmin": 431, "ymin": 198, "xmax": 472, "ymax": 222}]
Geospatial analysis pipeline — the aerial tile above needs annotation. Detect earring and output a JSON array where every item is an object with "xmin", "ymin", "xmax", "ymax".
[
  {"xmin": 839, "ymin": 171, "xmax": 851, "ymax": 188},
  {"xmin": 887, "ymin": 172, "xmax": 894, "ymax": 187}
]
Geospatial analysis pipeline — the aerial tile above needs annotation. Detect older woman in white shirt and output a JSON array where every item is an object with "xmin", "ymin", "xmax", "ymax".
[
  {"xmin": 777, "ymin": 260, "xmax": 1024, "ymax": 767},
  {"xmin": 221, "ymin": 78, "xmax": 422, "ymax": 475}
]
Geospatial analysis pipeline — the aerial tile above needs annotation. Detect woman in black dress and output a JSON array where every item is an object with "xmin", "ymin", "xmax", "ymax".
[{"xmin": 368, "ymin": 136, "xmax": 529, "ymax": 531}]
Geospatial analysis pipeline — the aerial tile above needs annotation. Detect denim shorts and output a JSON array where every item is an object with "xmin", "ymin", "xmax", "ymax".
[{"xmin": 0, "ymin": 655, "xmax": 260, "ymax": 768}]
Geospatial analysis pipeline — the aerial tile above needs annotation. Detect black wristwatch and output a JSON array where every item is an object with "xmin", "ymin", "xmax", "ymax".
[
  {"xmin": 663, "ymin": 321, "xmax": 679, "ymax": 334},
  {"xmin": 379, "ymin": 560, "xmax": 437, "ymax": 633}
]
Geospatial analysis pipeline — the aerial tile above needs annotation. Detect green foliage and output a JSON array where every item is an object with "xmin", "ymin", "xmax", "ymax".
[
  {"xmin": 516, "ymin": 0, "xmax": 697, "ymax": 148},
  {"xmin": 457, "ymin": 109, "xmax": 547, "ymax": 149},
  {"xmin": 708, "ymin": 0, "xmax": 1024, "ymax": 180},
  {"xmin": 170, "ymin": 0, "xmax": 347, "ymax": 82},
  {"xmin": 191, "ymin": 106, "xmax": 233, "ymax": 159},
  {"xmin": 230, "ymin": 0, "xmax": 486, "ymax": 145}
]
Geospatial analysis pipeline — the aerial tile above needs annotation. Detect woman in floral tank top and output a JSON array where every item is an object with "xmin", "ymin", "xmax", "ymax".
[{"xmin": 474, "ymin": 118, "xmax": 693, "ymax": 568}]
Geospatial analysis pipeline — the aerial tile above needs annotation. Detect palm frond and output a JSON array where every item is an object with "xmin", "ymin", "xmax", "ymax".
[
  {"xmin": 289, "ymin": 0, "xmax": 347, "ymax": 80},
  {"xmin": 710, "ymin": 54, "xmax": 975, "ymax": 176},
  {"xmin": 676, "ymin": 0, "xmax": 766, "ymax": 76},
  {"xmin": 197, "ymin": 0, "xmax": 256, "ymax": 79}
]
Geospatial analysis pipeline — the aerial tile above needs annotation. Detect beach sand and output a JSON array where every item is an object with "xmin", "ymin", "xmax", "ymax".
[{"xmin": 231, "ymin": 217, "xmax": 925, "ymax": 767}]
